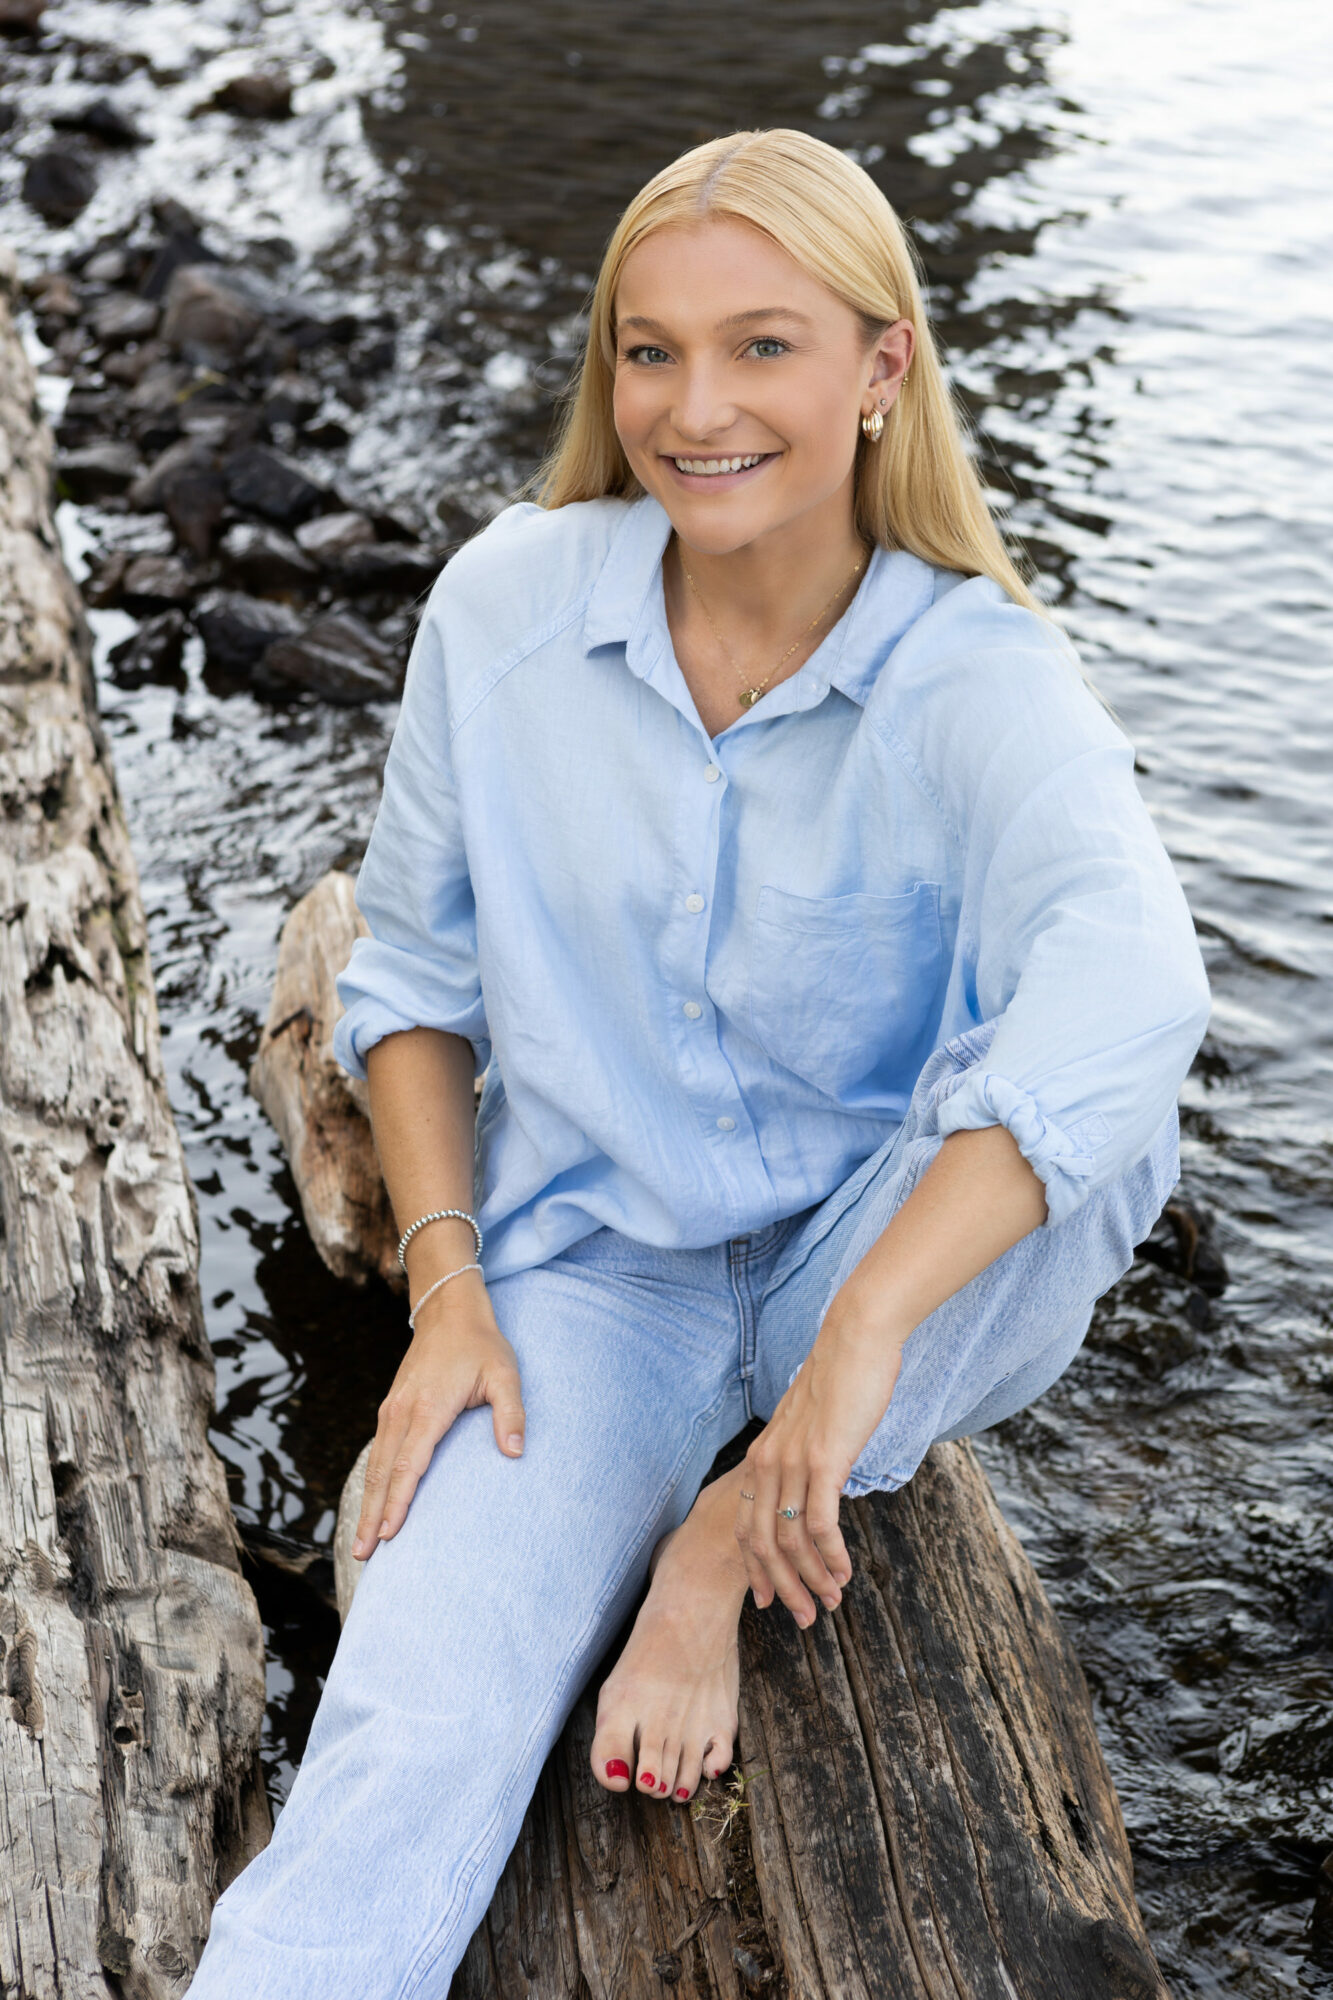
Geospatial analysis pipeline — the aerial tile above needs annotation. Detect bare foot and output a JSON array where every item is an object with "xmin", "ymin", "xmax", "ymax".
[{"xmin": 590, "ymin": 1466, "xmax": 751, "ymax": 1803}]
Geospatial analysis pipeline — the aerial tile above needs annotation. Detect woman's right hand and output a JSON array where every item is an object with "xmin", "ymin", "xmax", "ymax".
[{"xmin": 351, "ymin": 1275, "xmax": 526, "ymax": 1559}]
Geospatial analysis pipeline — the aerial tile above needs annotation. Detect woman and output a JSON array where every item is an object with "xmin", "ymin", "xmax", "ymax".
[{"xmin": 188, "ymin": 128, "xmax": 1210, "ymax": 1995}]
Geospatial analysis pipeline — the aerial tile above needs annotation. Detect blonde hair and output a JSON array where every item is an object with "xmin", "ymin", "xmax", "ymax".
[{"xmin": 520, "ymin": 126, "xmax": 1061, "ymax": 631}]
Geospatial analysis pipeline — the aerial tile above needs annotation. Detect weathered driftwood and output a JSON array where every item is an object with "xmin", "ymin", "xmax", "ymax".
[
  {"xmin": 277, "ymin": 886, "xmax": 1171, "ymax": 1998},
  {"xmin": 0, "ymin": 244, "xmax": 268, "ymax": 1998},
  {"xmin": 247, "ymin": 867, "xmax": 402, "ymax": 1290}
]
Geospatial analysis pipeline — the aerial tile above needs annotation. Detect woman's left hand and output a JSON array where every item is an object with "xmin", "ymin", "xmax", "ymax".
[{"xmin": 735, "ymin": 1302, "xmax": 908, "ymax": 1625}]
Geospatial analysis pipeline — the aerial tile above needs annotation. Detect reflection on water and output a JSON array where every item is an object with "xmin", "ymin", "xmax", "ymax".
[{"xmin": 7, "ymin": 0, "xmax": 1332, "ymax": 1988}]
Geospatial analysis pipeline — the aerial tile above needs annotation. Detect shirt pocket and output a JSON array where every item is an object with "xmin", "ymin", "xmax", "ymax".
[{"xmin": 747, "ymin": 882, "xmax": 945, "ymax": 1099}]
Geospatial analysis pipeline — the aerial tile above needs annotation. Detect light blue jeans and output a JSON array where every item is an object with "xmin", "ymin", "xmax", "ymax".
[{"xmin": 187, "ymin": 1020, "xmax": 1179, "ymax": 1999}]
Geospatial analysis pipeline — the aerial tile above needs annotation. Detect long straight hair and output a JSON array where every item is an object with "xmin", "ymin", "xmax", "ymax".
[{"xmin": 520, "ymin": 126, "xmax": 1062, "ymax": 632}]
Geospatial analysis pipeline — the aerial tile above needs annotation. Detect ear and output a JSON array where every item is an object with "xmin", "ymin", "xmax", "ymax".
[{"xmin": 867, "ymin": 318, "xmax": 915, "ymax": 407}]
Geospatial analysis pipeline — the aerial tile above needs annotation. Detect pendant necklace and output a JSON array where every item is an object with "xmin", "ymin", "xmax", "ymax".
[{"xmin": 679, "ymin": 545, "xmax": 868, "ymax": 710}]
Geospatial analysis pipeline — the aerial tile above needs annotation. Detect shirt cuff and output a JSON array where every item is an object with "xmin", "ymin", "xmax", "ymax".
[
  {"xmin": 331, "ymin": 997, "xmax": 491, "ymax": 1083},
  {"xmin": 933, "ymin": 1067, "xmax": 1106, "ymax": 1229}
]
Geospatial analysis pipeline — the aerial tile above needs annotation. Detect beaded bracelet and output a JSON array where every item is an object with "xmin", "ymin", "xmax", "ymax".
[
  {"xmin": 397, "ymin": 1206, "xmax": 483, "ymax": 1275},
  {"xmin": 408, "ymin": 1261, "xmax": 484, "ymax": 1332}
]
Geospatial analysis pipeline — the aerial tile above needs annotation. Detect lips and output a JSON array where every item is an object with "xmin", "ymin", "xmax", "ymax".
[{"xmin": 662, "ymin": 451, "xmax": 778, "ymax": 485}]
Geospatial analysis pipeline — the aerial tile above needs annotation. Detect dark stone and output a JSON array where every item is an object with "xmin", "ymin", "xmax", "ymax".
[
  {"xmin": 254, "ymin": 612, "xmax": 402, "ymax": 704},
  {"xmin": 219, "ymin": 521, "xmax": 317, "ymax": 594},
  {"xmin": 209, "ymin": 70, "xmax": 293, "ymax": 119},
  {"xmin": 161, "ymin": 265, "xmax": 263, "ymax": 364},
  {"xmin": 337, "ymin": 541, "xmax": 441, "ymax": 593},
  {"xmin": 91, "ymin": 293, "xmax": 161, "ymax": 345},
  {"xmin": 294, "ymin": 510, "xmax": 375, "ymax": 565},
  {"xmin": 139, "ymin": 228, "xmax": 219, "ymax": 303},
  {"xmin": 106, "ymin": 610, "xmax": 187, "ymax": 689},
  {"xmin": 0, "ymin": 101, "xmax": 13, "ymax": 135},
  {"xmin": 83, "ymin": 549, "xmax": 130, "ymax": 607},
  {"xmin": 348, "ymin": 333, "xmax": 396, "ymax": 378},
  {"xmin": 129, "ymin": 439, "xmax": 227, "ymax": 557},
  {"xmin": 121, "ymin": 554, "xmax": 194, "ymax": 608},
  {"xmin": 22, "ymin": 147, "xmax": 96, "ymax": 223},
  {"xmin": 51, "ymin": 96, "xmax": 145, "ymax": 145},
  {"xmin": 223, "ymin": 444, "xmax": 325, "ymax": 525},
  {"xmin": 55, "ymin": 389, "xmax": 113, "ymax": 450},
  {"xmin": 56, "ymin": 441, "xmax": 140, "ymax": 500},
  {"xmin": 27, "ymin": 272, "xmax": 80, "ymax": 318},
  {"xmin": 262, "ymin": 371, "xmax": 322, "ymax": 431},
  {"xmin": 101, "ymin": 342, "xmax": 169, "ymax": 385},
  {"xmin": 0, "ymin": 0, "xmax": 45, "ymax": 34},
  {"xmin": 194, "ymin": 590, "xmax": 304, "ymax": 676}
]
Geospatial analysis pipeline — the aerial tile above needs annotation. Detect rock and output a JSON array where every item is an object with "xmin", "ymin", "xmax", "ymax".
[
  {"xmin": 338, "ymin": 541, "xmax": 441, "ymax": 592},
  {"xmin": 83, "ymin": 547, "xmax": 130, "ymax": 607},
  {"xmin": 121, "ymin": 553, "xmax": 194, "ymax": 607},
  {"xmin": 255, "ymin": 612, "xmax": 402, "ymax": 704},
  {"xmin": 56, "ymin": 440, "xmax": 141, "ymax": 499},
  {"xmin": 50, "ymin": 96, "xmax": 145, "ymax": 146},
  {"xmin": 27, "ymin": 271, "xmax": 80, "ymax": 316},
  {"xmin": 127, "ymin": 359, "xmax": 192, "ymax": 416},
  {"xmin": 105, "ymin": 608, "xmax": 188, "ymax": 687},
  {"xmin": 0, "ymin": 0, "xmax": 44, "ymax": 32},
  {"xmin": 194, "ymin": 588, "xmax": 304, "ymax": 675},
  {"xmin": 140, "ymin": 225, "xmax": 218, "ymax": 303},
  {"xmin": 161, "ymin": 264, "xmax": 262, "ymax": 363},
  {"xmin": 21, "ymin": 147, "xmax": 96, "ymax": 223},
  {"xmin": 83, "ymin": 246, "xmax": 129, "ymax": 284},
  {"xmin": 54, "ymin": 387, "xmax": 112, "ymax": 449},
  {"xmin": 219, "ymin": 520, "xmax": 317, "ymax": 594},
  {"xmin": 129, "ymin": 438, "xmax": 227, "ymax": 557},
  {"xmin": 222, "ymin": 442, "xmax": 325, "ymax": 524},
  {"xmin": 262, "ymin": 371, "xmax": 322, "ymax": 431},
  {"xmin": 294, "ymin": 509, "xmax": 375, "ymax": 564},
  {"xmin": 247, "ymin": 869, "xmax": 399, "ymax": 1288},
  {"xmin": 91, "ymin": 293, "xmax": 161, "ymax": 345},
  {"xmin": 101, "ymin": 341, "xmax": 170, "ymax": 385},
  {"xmin": 210, "ymin": 70, "xmax": 293, "ymax": 119}
]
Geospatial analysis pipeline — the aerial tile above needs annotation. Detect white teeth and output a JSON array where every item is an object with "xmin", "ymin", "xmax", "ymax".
[{"xmin": 672, "ymin": 453, "xmax": 767, "ymax": 476}]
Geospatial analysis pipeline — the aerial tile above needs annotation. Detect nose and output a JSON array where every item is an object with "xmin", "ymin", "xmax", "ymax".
[{"xmin": 668, "ymin": 361, "xmax": 740, "ymax": 446}]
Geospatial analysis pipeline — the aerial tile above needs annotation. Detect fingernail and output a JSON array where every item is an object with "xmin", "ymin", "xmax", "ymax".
[
  {"xmin": 377, "ymin": 1524, "xmax": 390, "ymax": 1539},
  {"xmin": 605, "ymin": 1759, "xmax": 630, "ymax": 1781},
  {"xmin": 640, "ymin": 1771, "xmax": 656, "ymax": 1787},
  {"xmin": 352, "ymin": 1538, "xmax": 366, "ymax": 1559},
  {"xmin": 507, "ymin": 1433, "xmax": 523, "ymax": 1453},
  {"xmin": 676, "ymin": 1787, "xmax": 689, "ymax": 1799}
]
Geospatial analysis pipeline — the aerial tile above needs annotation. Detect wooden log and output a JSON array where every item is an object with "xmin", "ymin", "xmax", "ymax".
[
  {"xmin": 247, "ymin": 868, "xmax": 401, "ymax": 1291},
  {"xmin": 332, "ymin": 1440, "xmax": 1168, "ymax": 1998},
  {"xmin": 0, "ymin": 243, "xmax": 268, "ymax": 1999}
]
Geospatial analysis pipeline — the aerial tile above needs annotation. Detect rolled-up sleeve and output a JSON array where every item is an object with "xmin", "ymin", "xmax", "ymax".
[
  {"xmin": 331, "ymin": 580, "xmax": 490, "ymax": 1083},
  {"xmin": 930, "ymin": 657, "xmax": 1211, "ymax": 1228}
]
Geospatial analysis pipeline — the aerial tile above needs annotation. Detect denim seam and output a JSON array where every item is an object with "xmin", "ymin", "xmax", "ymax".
[{"xmin": 396, "ymin": 1369, "xmax": 741, "ymax": 1999}]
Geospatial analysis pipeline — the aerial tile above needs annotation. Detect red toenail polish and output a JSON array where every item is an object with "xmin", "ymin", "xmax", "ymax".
[
  {"xmin": 676, "ymin": 1786, "xmax": 689, "ymax": 1798},
  {"xmin": 658, "ymin": 1779, "xmax": 668, "ymax": 1793},
  {"xmin": 605, "ymin": 1759, "xmax": 630, "ymax": 1780},
  {"xmin": 640, "ymin": 1771, "xmax": 656, "ymax": 1786}
]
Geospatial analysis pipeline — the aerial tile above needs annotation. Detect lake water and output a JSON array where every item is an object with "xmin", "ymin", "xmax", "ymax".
[{"xmin": 6, "ymin": 0, "xmax": 1332, "ymax": 1988}]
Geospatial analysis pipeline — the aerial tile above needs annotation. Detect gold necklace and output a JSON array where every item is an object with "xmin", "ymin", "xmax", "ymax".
[{"xmin": 679, "ymin": 545, "xmax": 868, "ymax": 709}]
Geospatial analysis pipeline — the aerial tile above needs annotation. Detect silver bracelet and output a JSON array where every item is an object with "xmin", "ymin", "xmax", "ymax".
[
  {"xmin": 397, "ymin": 1207, "xmax": 483, "ymax": 1274},
  {"xmin": 408, "ymin": 1261, "xmax": 483, "ymax": 1331}
]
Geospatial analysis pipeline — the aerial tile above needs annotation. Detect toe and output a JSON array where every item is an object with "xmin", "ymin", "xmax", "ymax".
[
  {"xmin": 636, "ymin": 1740, "xmax": 666, "ymax": 1798},
  {"xmin": 590, "ymin": 1714, "xmax": 635, "ymax": 1792},
  {"xmin": 674, "ymin": 1742, "xmax": 706, "ymax": 1801},
  {"xmin": 701, "ymin": 1721, "xmax": 736, "ymax": 1783}
]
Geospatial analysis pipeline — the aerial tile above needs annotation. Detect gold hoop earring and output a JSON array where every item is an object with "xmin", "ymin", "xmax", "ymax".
[{"xmin": 861, "ymin": 406, "xmax": 885, "ymax": 442}]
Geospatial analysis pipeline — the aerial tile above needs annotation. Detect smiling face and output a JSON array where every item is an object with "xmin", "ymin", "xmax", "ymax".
[{"xmin": 611, "ymin": 215, "xmax": 911, "ymax": 559}]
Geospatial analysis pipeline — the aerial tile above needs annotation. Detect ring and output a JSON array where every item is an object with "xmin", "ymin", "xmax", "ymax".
[
  {"xmin": 739, "ymin": 1489, "xmax": 755, "ymax": 1501},
  {"xmin": 778, "ymin": 1505, "xmax": 803, "ymax": 1520}
]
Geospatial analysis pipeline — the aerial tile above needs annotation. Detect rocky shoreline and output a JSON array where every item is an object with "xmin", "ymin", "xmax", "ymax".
[{"xmin": 22, "ymin": 194, "xmax": 479, "ymax": 708}]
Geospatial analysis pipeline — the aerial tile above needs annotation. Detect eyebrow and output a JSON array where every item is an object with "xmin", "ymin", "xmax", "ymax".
[{"xmin": 617, "ymin": 308, "xmax": 814, "ymax": 337}]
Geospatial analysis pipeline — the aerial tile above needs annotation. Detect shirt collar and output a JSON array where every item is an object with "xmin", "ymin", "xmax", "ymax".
[{"xmin": 583, "ymin": 489, "xmax": 938, "ymax": 711}]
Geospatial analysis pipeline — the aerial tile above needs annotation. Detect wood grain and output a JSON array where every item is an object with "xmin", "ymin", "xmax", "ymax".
[{"xmin": 0, "ymin": 242, "xmax": 268, "ymax": 2000}]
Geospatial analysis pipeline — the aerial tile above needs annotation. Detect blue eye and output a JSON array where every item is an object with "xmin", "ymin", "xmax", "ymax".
[
  {"xmin": 624, "ymin": 345, "xmax": 670, "ymax": 365},
  {"xmin": 747, "ymin": 337, "xmax": 789, "ymax": 358}
]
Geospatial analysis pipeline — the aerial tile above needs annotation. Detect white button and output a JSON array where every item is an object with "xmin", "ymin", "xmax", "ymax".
[
  {"xmin": 682, "ymin": 1000, "xmax": 702, "ymax": 1019},
  {"xmin": 704, "ymin": 765, "xmax": 721, "ymax": 783},
  {"xmin": 685, "ymin": 893, "xmax": 705, "ymax": 913},
  {"xmin": 716, "ymin": 1115, "xmax": 736, "ymax": 1131}
]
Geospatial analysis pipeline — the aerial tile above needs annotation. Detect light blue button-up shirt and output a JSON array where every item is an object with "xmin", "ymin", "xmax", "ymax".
[{"xmin": 332, "ymin": 490, "xmax": 1211, "ymax": 1284}]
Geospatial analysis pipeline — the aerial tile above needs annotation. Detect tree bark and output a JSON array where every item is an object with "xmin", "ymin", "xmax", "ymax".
[{"xmin": 0, "ymin": 244, "xmax": 268, "ymax": 2000}]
